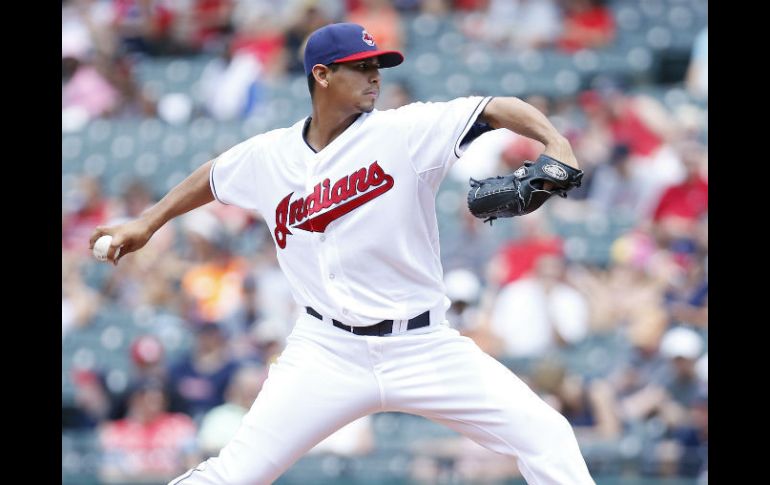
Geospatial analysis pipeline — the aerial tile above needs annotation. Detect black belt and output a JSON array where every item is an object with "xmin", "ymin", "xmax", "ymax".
[{"xmin": 306, "ymin": 307, "xmax": 430, "ymax": 336}]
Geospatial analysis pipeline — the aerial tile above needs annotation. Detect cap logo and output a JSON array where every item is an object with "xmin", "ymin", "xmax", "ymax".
[
  {"xmin": 513, "ymin": 167, "xmax": 527, "ymax": 178},
  {"xmin": 362, "ymin": 30, "xmax": 375, "ymax": 46},
  {"xmin": 543, "ymin": 164, "xmax": 568, "ymax": 180}
]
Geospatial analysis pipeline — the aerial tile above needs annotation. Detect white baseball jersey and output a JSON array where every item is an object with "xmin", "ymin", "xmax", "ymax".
[{"xmin": 210, "ymin": 96, "xmax": 492, "ymax": 326}]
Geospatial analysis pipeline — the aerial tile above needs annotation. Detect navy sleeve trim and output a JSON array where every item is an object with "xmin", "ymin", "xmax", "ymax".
[
  {"xmin": 209, "ymin": 158, "xmax": 227, "ymax": 205},
  {"xmin": 453, "ymin": 96, "xmax": 493, "ymax": 159},
  {"xmin": 460, "ymin": 121, "xmax": 494, "ymax": 147}
]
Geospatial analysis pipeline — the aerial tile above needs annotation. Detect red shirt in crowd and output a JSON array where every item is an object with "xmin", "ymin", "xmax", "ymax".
[
  {"xmin": 100, "ymin": 413, "xmax": 197, "ymax": 477},
  {"xmin": 62, "ymin": 201, "xmax": 111, "ymax": 252},
  {"xmin": 496, "ymin": 236, "xmax": 564, "ymax": 285},
  {"xmin": 558, "ymin": 5, "xmax": 615, "ymax": 53},
  {"xmin": 232, "ymin": 32, "xmax": 286, "ymax": 68},
  {"xmin": 652, "ymin": 176, "xmax": 708, "ymax": 222},
  {"xmin": 611, "ymin": 103, "xmax": 664, "ymax": 157}
]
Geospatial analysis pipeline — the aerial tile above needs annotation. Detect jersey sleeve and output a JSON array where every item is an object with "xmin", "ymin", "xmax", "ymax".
[
  {"xmin": 400, "ymin": 96, "xmax": 493, "ymax": 175},
  {"xmin": 209, "ymin": 136, "xmax": 262, "ymax": 211}
]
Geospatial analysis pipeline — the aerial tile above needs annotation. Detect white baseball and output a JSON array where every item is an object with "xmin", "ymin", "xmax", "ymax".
[{"xmin": 93, "ymin": 235, "xmax": 113, "ymax": 262}]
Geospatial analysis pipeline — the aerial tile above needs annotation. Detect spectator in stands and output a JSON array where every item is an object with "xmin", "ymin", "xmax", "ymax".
[
  {"xmin": 451, "ymin": 0, "xmax": 487, "ymax": 11},
  {"xmin": 197, "ymin": 364, "xmax": 267, "ymax": 457},
  {"xmin": 557, "ymin": 0, "xmax": 615, "ymax": 53},
  {"xmin": 63, "ymin": 369, "xmax": 113, "ymax": 430},
  {"xmin": 221, "ymin": 271, "xmax": 291, "ymax": 363},
  {"xmin": 64, "ymin": 54, "xmax": 155, "ymax": 122},
  {"xmin": 167, "ymin": 322, "xmax": 241, "ymax": 421},
  {"xmin": 104, "ymin": 250, "xmax": 184, "ymax": 317},
  {"xmin": 559, "ymin": 263, "xmax": 617, "ymax": 333},
  {"xmin": 111, "ymin": 335, "xmax": 187, "ymax": 419},
  {"xmin": 530, "ymin": 358, "xmax": 621, "ymax": 442},
  {"xmin": 199, "ymin": 39, "xmax": 266, "ymax": 120},
  {"xmin": 685, "ymin": 27, "xmax": 707, "ymax": 100},
  {"xmin": 63, "ymin": 176, "xmax": 114, "ymax": 253},
  {"xmin": 116, "ymin": 179, "xmax": 155, "ymax": 219},
  {"xmin": 101, "ymin": 52, "xmax": 157, "ymax": 117},
  {"xmin": 185, "ymin": 0, "xmax": 235, "ymax": 53},
  {"xmin": 615, "ymin": 326, "xmax": 704, "ymax": 426},
  {"xmin": 662, "ymin": 253, "xmax": 707, "ymax": 329},
  {"xmin": 606, "ymin": 231, "xmax": 674, "ymax": 334},
  {"xmin": 657, "ymin": 327, "xmax": 705, "ymax": 411},
  {"xmin": 220, "ymin": 273, "xmax": 264, "ymax": 341},
  {"xmin": 486, "ymin": 212, "xmax": 564, "ymax": 288},
  {"xmin": 130, "ymin": 335, "xmax": 168, "ymax": 380},
  {"xmin": 573, "ymin": 89, "xmax": 615, "ymax": 181},
  {"xmin": 245, "ymin": 244, "xmax": 299, "ymax": 324},
  {"xmin": 608, "ymin": 310, "xmax": 668, "ymax": 404},
  {"xmin": 688, "ymin": 353, "xmax": 707, "ymax": 479},
  {"xmin": 111, "ymin": 0, "xmax": 178, "ymax": 56},
  {"xmin": 284, "ymin": 2, "xmax": 333, "ymax": 75},
  {"xmin": 62, "ymin": 252, "xmax": 102, "ymax": 338},
  {"xmin": 650, "ymin": 140, "xmax": 708, "ymax": 245},
  {"xmin": 180, "ymin": 210, "xmax": 250, "ymax": 323},
  {"xmin": 230, "ymin": 2, "xmax": 288, "ymax": 78},
  {"xmin": 485, "ymin": 254, "xmax": 589, "ymax": 358},
  {"xmin": 632, "ymin": 327, "xmax": 706, "ymax": 477},
  {"xmin": 63, "ymin": 0, "xmax": 117, "ymax": 59},
  {"xmin": 62, "ymin": 53, "xmax": 121, "ymax": 120},
  {"xmin": 347, "ymin": 0, "xmax": 405, "ymax": 51},
  {"xmin": 460, "ymin": 0, "xmax": 562, "ymax": 50},
  {"xmin": 99, "ymin": 378, "xmax": 199, "ymax": 483},
  {"xmin": 668, "ymin": 390, "xmax": 707, "ymax": 477},
  {"xmin": 114, "ymin": 0, "xmax": 233, "ymax": 56},
  {"xmin": 579, "ymin": 79, "xmax": 686, "ymax": 217},
  {"xmin": 587, "ymin": 143, "xmax": 647, "ymax": 219}
]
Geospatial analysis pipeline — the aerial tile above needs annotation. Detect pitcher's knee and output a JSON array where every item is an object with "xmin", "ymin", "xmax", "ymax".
[
  {"xmin": 536, "ymin": 406, "xmax": 577, "ymax": 445},
  {"xmin": 554, "ymin": 412, "xmax": 576, "ymax": 439}
]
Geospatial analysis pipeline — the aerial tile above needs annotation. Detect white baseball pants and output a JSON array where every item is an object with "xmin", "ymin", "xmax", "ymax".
[{"xmin": 169, "ymin": 313, "xmax": 595, "ymax": 485}]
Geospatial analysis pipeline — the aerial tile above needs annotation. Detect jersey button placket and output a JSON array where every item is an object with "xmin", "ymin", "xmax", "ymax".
[
  {"xmin": 324, "ymin": 225, "xmax": 355, "ymax": 319},
  {"xmin": 320, "ymin": 232, "xmax": 333, "ymax": 280}
]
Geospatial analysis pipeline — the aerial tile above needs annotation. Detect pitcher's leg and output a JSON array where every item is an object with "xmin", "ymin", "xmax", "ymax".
[
  {"xmin": 383, "ymin": 328, "xmax": 595, "ymax": 485},
  {"xmin": 170, "ymin": 319, "xmax": 382, "ymax": 485}
]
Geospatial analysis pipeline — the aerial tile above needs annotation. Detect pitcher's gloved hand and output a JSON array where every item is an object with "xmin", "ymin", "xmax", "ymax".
[{"xmin": 467, "ymin": 154, "xmax": 584, "ymax": 224}]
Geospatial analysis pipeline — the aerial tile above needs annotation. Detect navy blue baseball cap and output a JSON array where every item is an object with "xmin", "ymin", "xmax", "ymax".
[{"xmin": 303, "ymin": 23, "xmax": 404, "ymax": 76}]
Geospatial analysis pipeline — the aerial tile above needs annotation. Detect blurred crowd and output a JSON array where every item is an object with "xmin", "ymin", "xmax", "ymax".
[
  {"xmin": 64, "ymin": 0, "xmax": 709, "ymax": 126},
  {"xmin": 62, "ymin": 0, "xmax": 707, "ymax": 483}
]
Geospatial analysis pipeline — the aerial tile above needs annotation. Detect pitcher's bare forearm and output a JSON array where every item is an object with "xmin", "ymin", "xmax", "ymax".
[
  {"xmin": 89, "ymin": 160, "xmax": 216, "ymax": 262},
  {"xmin": 480, "ymin": 97, "xmax": 578, "ymax": 169},
  {"xmin": 142, "ymin": 160, "xmax": 216, "ymax": 233}
]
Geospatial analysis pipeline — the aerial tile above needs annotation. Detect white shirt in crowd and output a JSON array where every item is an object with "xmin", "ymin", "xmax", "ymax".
[{"xmin": 490, "ymin": 277, "xmax": 589, "ymax": 357}]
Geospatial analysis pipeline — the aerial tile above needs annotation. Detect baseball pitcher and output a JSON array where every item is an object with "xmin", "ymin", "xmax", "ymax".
[{"xmin": 90, "ymin": 23, "xmax": 591, "ymax": 485}]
